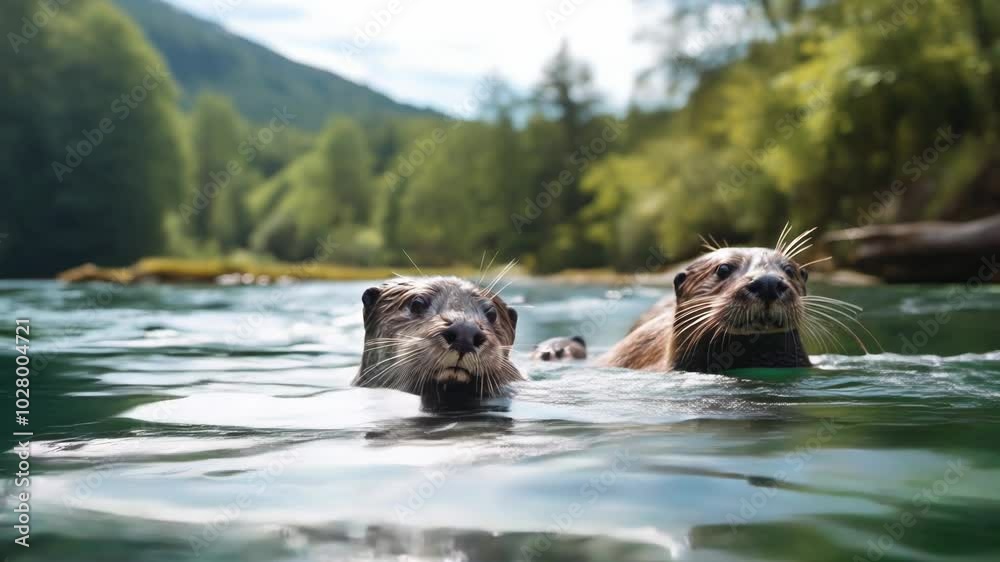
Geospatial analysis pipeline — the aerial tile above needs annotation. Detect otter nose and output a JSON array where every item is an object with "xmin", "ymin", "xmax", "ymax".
[
  {"xmin": 442, "ymin": 322, "xmax": 486, "ymax": 353},
  {"xmin": 747, "ymin": 275, "xmax": 788, "ymax": 303}
]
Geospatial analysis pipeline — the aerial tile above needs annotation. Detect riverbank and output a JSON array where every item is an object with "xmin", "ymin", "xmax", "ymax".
[
  {"xmin": 55, "ymin": 257, "xmax": 475, "ymax": 285},
  {"xmin": 54, "ymin": 257, "xmax": 881, "ymax": 287}
]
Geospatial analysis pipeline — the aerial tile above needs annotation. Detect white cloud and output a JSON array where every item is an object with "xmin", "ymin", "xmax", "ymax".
[{"xmin": 164, "ymin": 0, "xmax": 657, "ymax": 115}]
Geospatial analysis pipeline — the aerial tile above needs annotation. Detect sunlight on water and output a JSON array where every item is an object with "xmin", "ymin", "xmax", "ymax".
[{"xmin": 2, "ymin": 280, "xmax": 1000, "ymax": 561}]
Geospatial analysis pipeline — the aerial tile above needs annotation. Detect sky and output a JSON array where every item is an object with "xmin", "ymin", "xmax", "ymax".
[{"xmin": 163, "ymin": 0, "xmax": 663, "ymax": 115}]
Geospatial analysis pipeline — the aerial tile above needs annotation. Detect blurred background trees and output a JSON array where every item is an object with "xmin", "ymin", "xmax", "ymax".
[{"xmin": 3, "ymin": 0, "xmax": 1000, "ymax": 277}]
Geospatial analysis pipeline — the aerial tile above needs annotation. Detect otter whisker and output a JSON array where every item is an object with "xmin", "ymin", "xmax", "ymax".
[
  {"xmin": 401, "ymin": 249, "xmax": 425, "ymax": 276},
  {"xmin": 363, "ymin": 338, "xmax": 423, "ymax": 352},
  {"xmin": 494, "ymin": 279, "xmax": 516, "ymax": 298},
  {"xmin": 699, "ymin": 234, "xmax": 727, "ymax": 252},
  {"xmin": 802, "ymin": 295, "xmax": 863, "ymax": 312},
  {"xmin": 801, "ymin": 316, "xmax": 846, "ymax": 354},
  {"xmin": 484, "ymin": 259, "xmax": 518, "ymax": 296},
  {"xmin": 803, "ymin": 302, "xmax": 882, "ymax": 351},
  {"xmin": 780, "ymin": 227, "xmax": 818, "ymax": 257},
  {"xmin": 800, "ymin": 256, "xmax": 833, "ymax": 269},
  {"xmin": 775, "ymin": 222, "xmax": 793, "ymax": 252},
  {"xmin": 803, "ymin": 308, "xmax": 871, "ymax": 353},
  {"xmin": 477, "ymin": 250, "xmax": 488, "ymax": 280},
  {"xmin": 478, "ymin": 250, "xmax": 501, "ymax": 285},
  {"xmin": 785, "ymin": 244, "xmax": 813, "ymax": 260},
  {"xmin": 672, "ymin": 312, "xmax": 719, "ymax": 338},
  {"xmin": 364, "ymin": 354, "xmax": 424, "ymax": 390},
  {"xmin": 361, "ymin": 346, "xmax": 427, "ymax": 382},
  {"xmin": 360, "ymin": 348, "xmax": 419, "ymax": 378},
  {"xmin": 705, "ymin": 322, "xmax": 727, "ymax": 367},
  {"xmin": 673, "ymin": 306, "xmax": 720, "ymax": 322},
  {"xmin": 675, "ymin": 320, "xmax": 721, "ymax": 369},
  {"xmin": 414, "ymin": 348, "xmax": 448, "ymax": 392}
]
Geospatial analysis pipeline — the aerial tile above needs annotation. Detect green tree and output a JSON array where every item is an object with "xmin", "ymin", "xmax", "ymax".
[
  {"xmin": 187, "ymin": 93, "xmax": 244, "ymax": 242},
  {"xmin": 250, "ymin": 118, "xmax": 376, "ymax": 262},
  {"xmin": 0, "ymin": 0, "xmax": 188, "ymax": 277}
]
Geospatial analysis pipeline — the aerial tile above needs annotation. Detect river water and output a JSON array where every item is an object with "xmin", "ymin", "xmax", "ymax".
[{"xmin": 1, "ymin": 279, "xmax": 999, "ymax": 561}]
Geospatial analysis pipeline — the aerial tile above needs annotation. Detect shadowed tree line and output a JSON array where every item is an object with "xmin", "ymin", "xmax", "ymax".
[{"xmin": 2, "ymin": 0, "xmax": 998, "ymax": 277}]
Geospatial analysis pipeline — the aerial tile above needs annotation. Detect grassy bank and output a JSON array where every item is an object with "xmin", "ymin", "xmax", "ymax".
[
  {"xmin": 55, "ymin": 257, "xmax": 880, "ymax": 287},
  {"xmin": 56, "ymin": 257, "xmax": 476, "ymax": 285}
]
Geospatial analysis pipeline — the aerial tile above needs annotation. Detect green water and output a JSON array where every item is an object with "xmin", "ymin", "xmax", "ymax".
[{"xmin": 1, "ymin": 279, "xmax": 999, "ymax": 562}]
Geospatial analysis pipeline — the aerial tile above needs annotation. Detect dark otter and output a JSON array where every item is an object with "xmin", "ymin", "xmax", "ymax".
[
  {"xmin": 535, "ymin": 230, "xmax": 866, "ymax": 373},
  {"xmin": 352, "ymin": 276, "xmax": 523, "ymax": 409}
]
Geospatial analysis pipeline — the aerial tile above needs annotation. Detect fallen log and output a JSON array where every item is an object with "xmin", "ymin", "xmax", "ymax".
[{"xmin": 823, "ymin": 214, "xmax": 1000, "ymax": 283}]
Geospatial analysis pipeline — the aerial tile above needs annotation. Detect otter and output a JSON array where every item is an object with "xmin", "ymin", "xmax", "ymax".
[
  {"xmin": 535, "ymin": 229, "xmax": 865, "ymax": 373},
  {"xmin": 352, "ymin": 276, "xmax": 523, "ymax": 410},
  {"xmin": 531, "ymin": 336, "xmax": 587, "ymax": 361}
]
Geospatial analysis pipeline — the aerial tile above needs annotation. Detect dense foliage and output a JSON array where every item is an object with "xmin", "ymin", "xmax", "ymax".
[
  {"xmin": 1, "ymin": 0, "xmax": 187, "ymax": 277},
  {"xmin": 3, "ymin": 0, "xmax": 999, "ymax": 277}
]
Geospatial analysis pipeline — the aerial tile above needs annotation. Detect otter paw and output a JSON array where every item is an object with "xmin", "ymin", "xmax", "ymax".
[{"xmin": 531, "ymin": 336, "xmax": 587, "ymax": 361}]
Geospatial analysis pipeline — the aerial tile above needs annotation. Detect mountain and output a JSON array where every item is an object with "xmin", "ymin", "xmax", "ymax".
[{"xmin": 112, "ymin": 0, "xmax": 440, "ymax": 128}]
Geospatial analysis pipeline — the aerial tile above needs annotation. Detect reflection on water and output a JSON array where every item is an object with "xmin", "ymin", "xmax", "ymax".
[{"xmin": 2, "ymin": 280, "xmax": 1000, "ymax": 561}]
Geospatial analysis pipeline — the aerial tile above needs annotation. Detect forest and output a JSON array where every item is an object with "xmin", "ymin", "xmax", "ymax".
[{"xmin": 2, "ymin": 0, "xmax": 999, "ymax": 277}]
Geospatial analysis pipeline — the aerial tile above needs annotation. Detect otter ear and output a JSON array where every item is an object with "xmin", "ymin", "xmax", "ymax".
[
  {"xmin": 571, "ymin": 335, "xmax": 586, "ymax": 346},
  {"xmin": 801, "ymin": 269, "xmax": 809, "ymax": 282},
  {"xmin": 362, "ymin": 286, "xmax": 381, "ymax": 314},
  {"xmin": 507, "ymin": 307, "xmax": 518, "ymax": 330},
  {"xmin": 673, "ymin": 271, "xmax": 688, "ymax": 296}
]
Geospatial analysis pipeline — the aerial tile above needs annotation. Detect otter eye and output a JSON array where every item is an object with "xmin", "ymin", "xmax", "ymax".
[
  {"xmin": 484, "ymin": 306, "xmax": 498, "ymax": 323},
  {"xmin": 716, "ymin": 264, "xmax": 735, "ymax": 279},
  {"xmin": 409, "ymin": 296, "xmax": 430, "ymax": 315},
  {"xmin": 782, "ymin": 264, "xmax": 799, "ymax": 278}
]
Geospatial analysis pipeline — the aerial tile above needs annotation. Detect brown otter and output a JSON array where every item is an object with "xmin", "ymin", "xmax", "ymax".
[
  {"xmin": 531, "ymin": 336, "xmax": 587, "ymax": 361},
  {"xmin": 535, "ymin": 230, "xmax": 866, "ymax": 373},
  {"xmin": 352, "ymin": 276, "xmax": 523, "ymax": 409}
]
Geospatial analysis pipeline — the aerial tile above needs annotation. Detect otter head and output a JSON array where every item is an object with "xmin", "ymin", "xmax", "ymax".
[
  {"xmin": 669, "ymin": 245, "xmax": 814, "ymax": 371},
  {"xmin": 673, "ymin": 247, "xmax": 809, "ymax": 336},
  {"xmin": 353, "ymin": 276, "xmax": 522, "ymax": 398}
]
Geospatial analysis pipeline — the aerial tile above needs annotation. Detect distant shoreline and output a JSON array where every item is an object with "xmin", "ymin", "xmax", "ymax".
[{"xmin": 51, "ymin": 257, "xmax": 882, "ymax": 287}]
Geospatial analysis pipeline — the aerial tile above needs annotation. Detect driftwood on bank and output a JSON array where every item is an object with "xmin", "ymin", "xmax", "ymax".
[{"xmin": 823, "ymin": 214, "xmax": 1000, "ymax": 283}]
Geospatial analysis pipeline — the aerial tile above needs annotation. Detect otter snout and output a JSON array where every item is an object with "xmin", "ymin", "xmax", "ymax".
[
  {"xmin": 441, "ymin": 321, "xmax": 486, "ymax": 353},
  {"xmin": 746, "ymin": 274, "xmax": 789, "ymax": 303}
]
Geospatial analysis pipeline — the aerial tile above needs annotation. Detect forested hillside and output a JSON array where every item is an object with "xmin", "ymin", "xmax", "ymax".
[
  {"xmin": 111, "ymin": 0, "xmax": 439, "ymax": 126},
  {"xmin": 3, "ymin": 0, "xmax": 999, "ymax": 278}
]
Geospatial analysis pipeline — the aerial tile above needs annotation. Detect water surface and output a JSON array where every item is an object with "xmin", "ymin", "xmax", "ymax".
[{"xmin": 2, "ymin": 279, "xmax": 999, "ymax": 561}]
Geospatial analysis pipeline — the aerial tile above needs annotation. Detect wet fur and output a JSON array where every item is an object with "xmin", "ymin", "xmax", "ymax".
[
  {"xmin": 353, "ymin": 277, "xmax": 522, "ymax": 401},
  {"xmin": 535, "ymin": 230, "xmax": 871, "ymax": 373}
]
